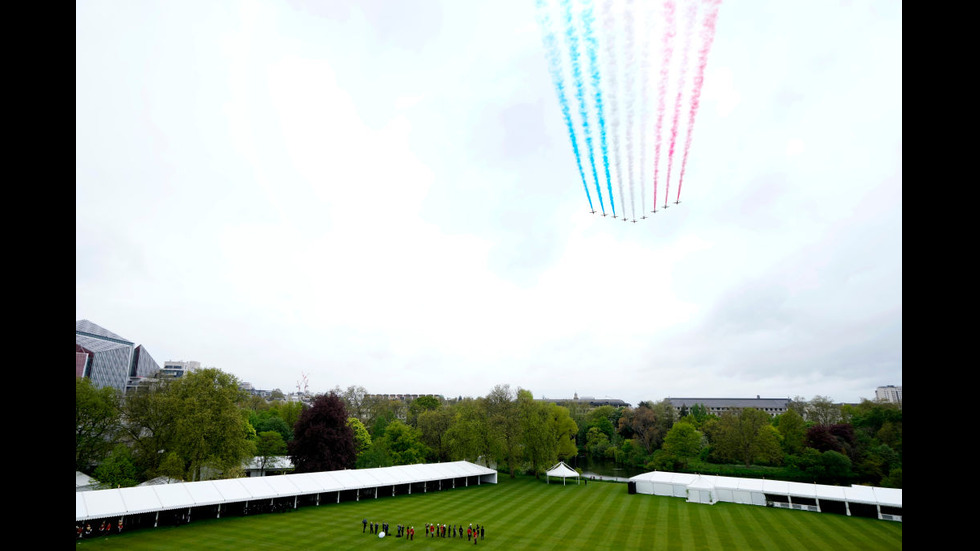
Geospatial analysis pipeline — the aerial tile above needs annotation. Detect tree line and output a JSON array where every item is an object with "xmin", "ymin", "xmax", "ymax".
[{"xmin": 76, "ymin": 370, "xmax": 901, "ymax": 489}]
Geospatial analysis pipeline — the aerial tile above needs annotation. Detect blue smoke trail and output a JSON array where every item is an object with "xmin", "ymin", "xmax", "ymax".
[
  {"xmin": 536, "ymin": 0, "xmax": 593, "ymax": 212},
  {"xmin": 562, "ymin": 0, "xmax": 606, "ymax": 215},
  {"xmin": 581, "ymin": 0, "xmax": 617, "ymax": 218}
]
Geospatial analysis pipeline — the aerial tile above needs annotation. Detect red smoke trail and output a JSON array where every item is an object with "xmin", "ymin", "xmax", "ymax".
[
  {"xmin": 651, "ymin": 0, "xmax": 675, "ymax": 213},
  {"xmin": 663, "ymin": 0, "xmax": 697, "ymax": 209},
  {"xmin": 675, "ymin": 0, "xmax": 722, "ymax": 203}
]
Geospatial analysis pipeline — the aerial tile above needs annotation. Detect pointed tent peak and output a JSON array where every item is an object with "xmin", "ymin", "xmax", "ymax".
[{"xmin": 546, "ymin": 461, "xmax": 579, "ymax": 478}]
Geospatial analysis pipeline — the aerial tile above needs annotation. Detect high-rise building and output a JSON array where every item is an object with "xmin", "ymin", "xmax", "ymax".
[
  {"xmin": 875, "ymin": 385, "xmax": 902, "ymax": 405},
  {"xmin": 76, "ymin": 319, "xmax": 160, "ymax": 393}
]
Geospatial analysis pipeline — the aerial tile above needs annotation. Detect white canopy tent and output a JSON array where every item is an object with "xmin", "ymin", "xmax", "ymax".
[
  {"xmin": 629, "ymin": 471, "xmax": 697, "ymax": 498},
  {"xmin": 685, "ymin": 476, "xmax": 717, "ymax": 504},
  {"xmin": 628, "ymin": 471, "xmax": 902, "ymax": 522},
  {"xmin": 77, "ymin": 461, "xmax": 497, "ymax": 524},
  {"xmin": 545, "ymin": 461, "xmax": 580, "ymax": 485}
]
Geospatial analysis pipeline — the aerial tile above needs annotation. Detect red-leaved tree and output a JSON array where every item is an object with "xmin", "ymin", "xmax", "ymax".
[{"xmin": 288, "ymin": 393, "xmax": 357, "ymax": 473}]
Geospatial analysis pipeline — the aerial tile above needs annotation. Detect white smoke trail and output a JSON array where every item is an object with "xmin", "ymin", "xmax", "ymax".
[{"xmin": 599, "ymin": 0, "xmax": 630, "ymax": 221}]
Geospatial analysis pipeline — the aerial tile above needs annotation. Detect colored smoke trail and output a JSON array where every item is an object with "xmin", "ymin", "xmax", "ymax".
[
  {"xmin": 582, "ymin": 0, "xmax": 616, "ymax": 218},
  {"xmin": 663, "ymin": 0, "xmax": 698, "ymax": 209},
  {"xmin": 535, "ymin": 0, "xmax": 724, "ymax": 221},
  {"xmin": 599, "ymin": 0, "xmax": 627, "ymax": 220},
  {"xmin": 651, "ymin": 0, "xmax": 675, "ymax": 213},
  {"xmin": 623, "ymin": 0, "xmax": 639, "ymax": 216},
  {"xmin": 563, "ymin": 0, "xmax": 606, "ymax": 215},
  {"xmin": 676, "ymin": 0, "xmax": 723, "ymax": 203},
  {"xmin": 536, "ymin": 0, "xmax": 594, "ymax": 212}
]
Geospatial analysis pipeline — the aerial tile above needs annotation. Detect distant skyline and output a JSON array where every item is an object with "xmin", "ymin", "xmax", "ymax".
[
  {"xmin": 77, "ymin": 1, "xmax": 901, "ymax": 409},
  {"xmin": 80, "ymin": 313, "xmax": 895, "ymax": 406}
]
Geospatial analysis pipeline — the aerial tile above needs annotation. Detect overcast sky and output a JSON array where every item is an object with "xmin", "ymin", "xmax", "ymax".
[{"xmin": 76, "ymin": 0, "xmax": 902, "ymax": 407}]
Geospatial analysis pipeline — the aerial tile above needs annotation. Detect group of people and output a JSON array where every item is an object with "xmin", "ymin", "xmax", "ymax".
[
  {"xmin": 362, "ymin": 519, "xmax": 486, "ymax": 543},
  {"xmin": 76, "ymin": 518, "xmax": 123, "ymax": 539}
]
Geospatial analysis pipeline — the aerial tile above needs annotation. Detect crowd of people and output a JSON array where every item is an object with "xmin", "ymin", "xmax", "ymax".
[
  {"xmin": 363, "ymin": 518, "xmax": 486, "ymax": 543},
  {"xmin": 76, "ymin": 518, "xmax": 124, "ymax": 539}
]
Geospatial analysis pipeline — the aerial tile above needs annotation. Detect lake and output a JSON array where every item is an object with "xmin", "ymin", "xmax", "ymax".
[{"xmin": 567, "ymin": 455, "xmax": 648, "ymax": 482}]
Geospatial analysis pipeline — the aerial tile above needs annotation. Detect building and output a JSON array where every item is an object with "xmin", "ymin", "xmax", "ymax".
[
  {"xmin": 875, "ymin": 385, "xmax": 902, "ymax": 405},
  {"xmin": 667, "ymin": 396, "xmax": 791, "ymax": 418},
  {"xmin": 365, "ymin": 393, "xmax": 444, "ymax": 403},
  {"xmin": 161, "ymin": 360, "xmax": 201, "ymax": 378},
  {"xmin": 76, "ymin": 319, "xmax": 160, "ymax": 393}
]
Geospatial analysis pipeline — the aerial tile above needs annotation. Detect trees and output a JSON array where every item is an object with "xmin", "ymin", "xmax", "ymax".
[
  {"xmin": 407, "ymin": 395, "xmax": 441, "ymax": 427},
  {"xmin": 707, "ymin": 408, "xmax": 782, "ymax": 467},
  {"xmin": 774, "ymin": 409, "xmax": 806, "ymax": 455},
  {"xmin": 486, "ymin": 385, "xmax": 521, "ymax": 477},
  {"xmin": 347, "ymin": 417, "xmax": 372, "ymax": 457},
  {"xmin": 333, "ymin": 385, "xmax": 369, "ymax": 420},
  {"xmin": 166, "ymin": 368, "xmax": 255, "ymax": 480},
  {"xmin": 379, "ymin": 419, "xmax": 429, "ymax": 465},
  {"xmin": 662, "ymin": 422, "xmax": 704, "ymax": 465},
  {"xmin": 288, "ymin": 393, "xmax": 357, "ymax": 473},
  {"xmin": 249, "ymin": 409, "xmax": 293, "ymax": 444},
  {"xmin": 792, "ymin": 448, "xmax": 853, "ymax": 484},
  {"xmin": 585, "ymin": 427, "xmax": 611, "ymax": 458},
  {"xmin": 121, "ymin": 378, "xmax": 177, "ymax": 479},
  {"xmin": 76, "ymin": 377, "xmax": 122, "ymax": 472},
  {"xmin": 444, "ymin": 397, "xmax": 492, "ymax": 464},
  {"xmin": 547, "ymin": 403, "xmax": 579, "ymax": 461},
  {"xmin": 518, "ymin": 389, "xmax": 555, "ymax": 477},
  {"xmin": 254, "ymin": 431, "xmax": 288, "ymax": 471},
  {"xmin": 93, "ymin": 444, "xmax": 139, "ymax": 488},
  {"xmin": 796, "ymin": 395, "xmax": 843, "ymax": 426},
  {"xmin": 417, "ymin": 407, "xmax": 454, "ymax": 462},
  {"xmin": 356, "ymin": 419, "xmax": 429, "ymax": 468},
  {"xmin": 121, "ymin": 368, "xmax": 254, "ymax": 481}
]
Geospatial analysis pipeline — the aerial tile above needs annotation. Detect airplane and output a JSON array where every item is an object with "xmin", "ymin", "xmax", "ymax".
[
  {"xmin": 674, "ymin": 200, "xmax": 681, "ymax": 205},
  {"xmin": 590, "ymin": 209, "xmax": 596, "ymax": 214},
  {"xmin": 641, "ymin": 215, "xmax": 647, "ymax": 219}
]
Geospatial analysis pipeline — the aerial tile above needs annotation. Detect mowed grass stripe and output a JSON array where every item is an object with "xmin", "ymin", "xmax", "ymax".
[
  {"xmin": 622, "ymin": 485, "xmax": 652, "ymax": 550},
  {"xmin": 733, "ymin": 503, "xmax": 785, "ymax": 551},
  {"xmin": 534, "ymin": 481, "xmax": 618, "ymax": 548},
  {"xmin": 499, "ymin": 480, "xmax": 574, "ymax": 546},
  {"xmin": 554, "ymin": 482, "xmax": 624, "ymax": 549},
  {"xmin": 817, "ymin": 511, "xmax": 903, "ymax": 550},
  {"xmin": 713, "ymin": 502, "xmax": 766, "ymax": 550},
  {"xmin": 696, "ymin": 502, "xmax": 727, "ymax": 550},
  {"xmin": 77, "ymin": 475, "xmax": 901, "ymax": 550}
]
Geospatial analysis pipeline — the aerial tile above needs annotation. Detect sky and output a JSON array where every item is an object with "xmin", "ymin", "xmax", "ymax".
[{"xmin": 76, "ymin": 0, "xmax": 902, "ymax": 407}]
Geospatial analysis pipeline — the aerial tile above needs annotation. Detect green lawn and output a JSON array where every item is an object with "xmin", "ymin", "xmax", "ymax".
[{"xmin": 76, "ymin": 475, "xmax": 902, "ymax": 550}]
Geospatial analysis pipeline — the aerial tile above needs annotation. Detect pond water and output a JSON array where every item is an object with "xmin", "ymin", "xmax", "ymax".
[{"xmin": 567, "ymin": 456, "xmax": 648, "ymax": 482}]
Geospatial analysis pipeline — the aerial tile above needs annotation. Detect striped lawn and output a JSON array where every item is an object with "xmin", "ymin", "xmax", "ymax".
[{"xmin": 76, "ymin": 475, "xmax": 902, "ymax": 550}]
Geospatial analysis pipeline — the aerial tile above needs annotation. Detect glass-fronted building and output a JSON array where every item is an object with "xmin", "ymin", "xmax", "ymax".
[{"xmin": 76, "ymin": 320, "xmax": 160, "ymax": 393}]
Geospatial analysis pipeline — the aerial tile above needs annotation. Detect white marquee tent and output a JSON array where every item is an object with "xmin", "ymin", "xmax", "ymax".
[
  {"xmin": 76, "ymin": 461, "xmax": 497, "ymax": 524},
  {"xmin": 685, "ymin": 475, "xmax": 717, "ymax": 505},
  {"xmin": 545, "ymin": 462, "xmax": 580, "ymax": 485},
  {"xmin": 629, "ymin": 471, "xmax": 902, "ymax": 522}
]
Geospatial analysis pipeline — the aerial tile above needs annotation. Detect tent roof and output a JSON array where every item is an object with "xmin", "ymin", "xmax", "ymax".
[
  {"xmin": 629, "ymin": 471, "xmax": 901, "ymax": 508},
  {"xmin": 686, "ymin": 475, "xmax": 715, "ymax": 490},
  {"xmin": 545, "ymin": 462, "xmax": 579, "ymax": 478},
  {"xmin": 77, "ymin": 461, "xmax": 495, "ymax": 522},
  {"xmin": 76, "ymin": 471, "xmax": 99, "ymax": 489}
]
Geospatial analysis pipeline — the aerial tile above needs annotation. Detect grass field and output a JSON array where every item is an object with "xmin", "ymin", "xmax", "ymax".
[{"xmin": 76, "ymin": 475, "xmax": 902, "ymax": 550}]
